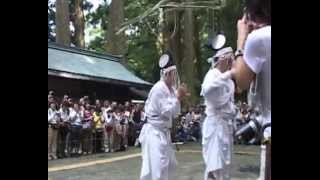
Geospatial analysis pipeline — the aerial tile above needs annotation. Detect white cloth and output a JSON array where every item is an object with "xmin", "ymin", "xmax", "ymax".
[
  {"xmin": 244, "ymin": 25, "xmax": 271, "ymax": 122},
  {"xmin": 144, "ymin": 80, "xmax": 181, "ymax": 129},
  {"xmin": 200, "ymin": 68, "xmax": 236, "ymax": 180},
  {"xmin": 244, "ymin": 26, "xmax": 271, "ymax": 180},
  {"xmin": 139, "ymin": 80, "xmax": 180, "ymax": 180},
  {"xmin": 48, "ymin": 108, "xmax": 59, "ymax": 124}
]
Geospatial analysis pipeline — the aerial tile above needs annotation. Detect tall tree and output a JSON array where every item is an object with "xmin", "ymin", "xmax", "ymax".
[
  {"xmin": 55, "ymin": 0, "xmax": 71, "ymax": 45},
  {"xmin": 105, "ymin": 0, "xmax": 127, "ymax": 65},
  {"xmin": 48, "ymin": 0, "xmax": 56, "ymax": 42},
  {"xmin": 73, "ymin": 0, "xmax": 85, "ymax": 48},
  {"xmin": 181, "ymin": 0, "xmax": 197, "ymax": 104},
  {"xmin": 162, "ymin": 0, "xmax": 183, "ymax": 81}
]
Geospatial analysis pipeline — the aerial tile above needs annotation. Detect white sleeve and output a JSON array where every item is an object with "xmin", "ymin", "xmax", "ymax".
[
  {"xmin": 154, "ymin": 90, "xmax": 181, "ymax": 120},
  {"xmin": 201, "ymin": 70, "xmax": 231, "ymax": 96},
  {"xmin": 244, "ymin": 33, "xmax": 266, "ymax": 74}
]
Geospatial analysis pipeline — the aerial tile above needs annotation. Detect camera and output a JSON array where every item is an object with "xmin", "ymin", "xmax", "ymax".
[{"xmin": 235, "ymin": 110, "xmax": 271, "ymax": 145}]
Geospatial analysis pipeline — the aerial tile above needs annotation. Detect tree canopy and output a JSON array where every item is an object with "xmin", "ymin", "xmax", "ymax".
[{"xmin": 48, "ymin": 0, "xmax": 247, "ymax": 104}]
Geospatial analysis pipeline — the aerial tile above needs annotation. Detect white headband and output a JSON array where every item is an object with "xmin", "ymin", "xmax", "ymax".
[{"xmin": 162, "ymin": 65, "xmax": 177, "ymax": 74}]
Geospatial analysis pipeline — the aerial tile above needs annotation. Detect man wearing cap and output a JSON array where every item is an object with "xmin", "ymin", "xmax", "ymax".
[
  {"xmin": 200, "ymin": 47, "xmax": 236, "ymax": 180},
  {"xmin": 138, "ymin": 51, "xmax": 188, "ymax": 180}
]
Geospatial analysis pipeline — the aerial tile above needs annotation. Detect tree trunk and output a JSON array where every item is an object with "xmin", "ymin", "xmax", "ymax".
[
  {"xmin": 74, "ymin": 0, "xmax": 85, "ymax": 48},
  {"xmin": 161, "ymin": 0, "xmax": 182, "ymax": 70},
  {"xmin": 105, "ymin": 0, "xmax": 126, "ymax": 65},
  {"xmin": 55, "ymin": 0, "xmax": 71, "ymax": 46},
  {"xmin": 194, "ymin": 12, "xmax": 203, "ymax": 98},
  {"xmin": 181, "ymin": 0, "xmax": 196, "ymax": 104}
]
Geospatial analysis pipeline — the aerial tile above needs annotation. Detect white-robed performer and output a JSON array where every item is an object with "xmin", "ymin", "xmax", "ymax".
[
  {"xmin": 201, "ymin": 47, "xmax": 236, "ymax": 180},
  {"xmin": 139, "ymin": 51, "xmax": 189, "ymax": 180}
]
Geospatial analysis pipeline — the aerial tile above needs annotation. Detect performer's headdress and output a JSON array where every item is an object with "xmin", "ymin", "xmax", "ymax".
[
  {"xmin": 159, "ymin": 51, "xmax": 180, "ymax": 88},
  {"xmin": 159, "ymin": 51, "xmax": 176, "ymax": 75}
]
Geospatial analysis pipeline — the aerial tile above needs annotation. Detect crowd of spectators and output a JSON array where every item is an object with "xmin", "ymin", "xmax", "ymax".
[
  {"xmin": 48, "ymin": 89, "xmax": 257, "ymax": 160},
  {"xmin": 48, "ymin": 90, "xmax": 145, "ymax": 160}
]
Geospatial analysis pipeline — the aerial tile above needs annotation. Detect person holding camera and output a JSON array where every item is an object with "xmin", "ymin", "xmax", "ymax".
[
  {"xmin": 200, "ymin": 47, "xmax": 236, "ymax": 180},
  {"xmin": 228, "ymin": 0, "xmax": 270, "ymax": 179}
]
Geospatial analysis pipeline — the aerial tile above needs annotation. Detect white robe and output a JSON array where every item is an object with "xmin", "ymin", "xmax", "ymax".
[
  {"xmin": 139, "ymin": 80, "xmax": 181, "ymax": 180},
  {"xmin": 200, "ymin": 68, "xmax": 236, "ymax": 180}
]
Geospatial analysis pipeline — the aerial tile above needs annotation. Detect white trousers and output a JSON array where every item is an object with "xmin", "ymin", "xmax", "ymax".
[
  {"xmin": 139, "ymin": 123, "xmax": 177, "ymax": 180},
  {"xmin": 202, "ymin": 116, "xmax": 233, "ymax": 180}
]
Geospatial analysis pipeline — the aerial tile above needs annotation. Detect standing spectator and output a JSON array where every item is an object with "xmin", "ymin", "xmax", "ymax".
[
  {"xmin": 81, "ymin": 103, "xmax": 93, "ymax": 155},
  {"xmin": 123, "ymin": 105, "xmax": 131, "ymax": 148},
  {"xmin": 95, "ymin": 99, "xmax": 101, "ymax": 109},
  {"xmin": 83, "ymin": 96, "xmax": 90, "ymax": 105},
  {"xmin": 48, "ymin": 102, "xmax": 59, "ymax": 160},
  {"xmin": 113, "ymin": 106, "xmax": 127, "ymax": 151},
  {"xmin": 48, "ymin": 95, "xmax": 55, "ymax": 108},
  {"xmin": 103, "ymin": 103, "xmax": 115, "ymax": 153},
  {"xmin": 132, "ymin": 104, "xmax": 141, "ymax": 123},
  {"xmin": 93, "ymin": 107, "xmax": 105, "ymax": 153},
  {"xmin": 57, "ymin": 101, "xmax": 71, "ymax": 158},
  {"xmin": 131, "ymin": 104, "xmax": 144, "ymax": 146},
  {"xmin": 68, "ymin": 103, "xmax": 83, "ymax": 156}
]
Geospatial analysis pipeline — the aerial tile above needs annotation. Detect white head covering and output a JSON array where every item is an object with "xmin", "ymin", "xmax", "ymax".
[
  {"xmin": 159, "ymin": 51, "xmax": 180, "ymax": 88},
  {"xmin": 207, "ymin": 47, "xmax": 233, "ymax": 67},
  {"xmin": 159, "ymin": 52, "xmax": 176, "ymax": 74}
]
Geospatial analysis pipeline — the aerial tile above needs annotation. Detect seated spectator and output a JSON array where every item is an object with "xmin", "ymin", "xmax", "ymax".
[{"xmin": 176, "ymin": 118, "xmax": 187, "ymax": 143}]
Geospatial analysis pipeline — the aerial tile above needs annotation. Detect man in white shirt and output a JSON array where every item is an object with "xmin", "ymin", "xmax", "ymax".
[
  {"xmin": 139, "ymin": 51, "xmax": 188, "ymax": 180},
  {"xmin": 230, "ymin": 0, "xmax": 271, "ymax": 179}
]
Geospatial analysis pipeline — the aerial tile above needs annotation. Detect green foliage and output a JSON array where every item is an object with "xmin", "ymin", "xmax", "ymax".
[
  {"xmin": 217, "ymin": 0, "xmax": 244, "ymax": 49},
  {"xmin": 49, "ymin": 0, "xmax": 246, "ymax": 102}
]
